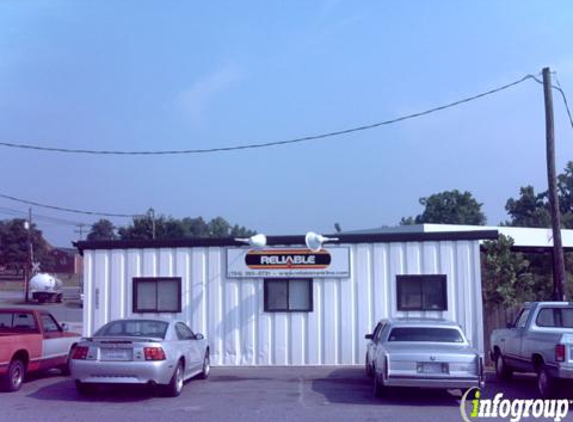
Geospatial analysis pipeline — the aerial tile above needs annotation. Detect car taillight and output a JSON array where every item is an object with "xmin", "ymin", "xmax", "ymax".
[
  {"xmin": 556, "ymin": 344, "xmax": 566, "ymax": 362},
  {"xmin": 144, "ymin": 347, "xmax": 166, "ymax": 361},
  {"xmin": 72, "ymin": 346, "xmax": 89, "ymax": 360}
]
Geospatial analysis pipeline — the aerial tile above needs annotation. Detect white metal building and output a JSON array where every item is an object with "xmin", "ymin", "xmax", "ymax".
[{"xmin": 76, "ymin": 229, "xmax": 498, "ymax": 366}]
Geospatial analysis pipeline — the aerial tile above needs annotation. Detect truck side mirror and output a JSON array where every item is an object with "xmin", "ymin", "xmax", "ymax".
[
  {"xmin": 365, "ymin": 334, "xmax": 373, "ymax": 340},
  {"xmin": 61, "ymin": 323, "xmax": 69, "ymax": 332}
]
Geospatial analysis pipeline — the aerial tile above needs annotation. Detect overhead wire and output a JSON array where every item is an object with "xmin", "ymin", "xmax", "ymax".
[
  {"xmin": 0, "ymin": 205, "xmax": 87, "ymax": 226},
  {"xmin": 553, "ymin": 74, "xmax": 573, "ymax": 131},
  {"xmin": 0, "ymin": 194, "xmax": 140, "ymax": 218},
  {"xmin": 0, "ymin": 74, "xmax": 539, "ymax": 156},
  {"xmin": 530, "ymin": 73, "xmax": 573, "ymax": 132},
  {"xmin": 1, "ymin": 72, "xmax": 570, "ymax": 222}
]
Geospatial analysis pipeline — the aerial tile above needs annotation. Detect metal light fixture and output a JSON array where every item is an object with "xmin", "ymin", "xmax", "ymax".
[
  {"xmin": 304, "ymin": 231, "xmax": 339, "ymax": 252},
  {"xmin": 235, "ymin": 233, "xmax": 267, "ymax": 248}
]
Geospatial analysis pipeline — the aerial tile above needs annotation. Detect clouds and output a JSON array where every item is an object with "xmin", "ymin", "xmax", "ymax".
[{"xmin": 178, "ymin": 63, "xmax": 244, "ymax": 123}]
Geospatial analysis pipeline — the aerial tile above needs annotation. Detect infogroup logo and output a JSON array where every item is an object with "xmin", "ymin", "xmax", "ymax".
[{"xmin": 460, "ymin": 388, "xmax": 570, "ymax": 422}]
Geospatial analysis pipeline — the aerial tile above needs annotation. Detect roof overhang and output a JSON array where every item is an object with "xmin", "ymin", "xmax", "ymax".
[{"xmin": 74, "ymin": 230, "xmax": 499, "ymax": 255}]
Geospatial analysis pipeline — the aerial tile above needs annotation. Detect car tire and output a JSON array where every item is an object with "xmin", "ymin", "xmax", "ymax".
[
  {"xmin": 365, "ymin": 354, "xmax": 373, "ymax": 378},
  {"xmin": 373, "ymin": 372, "xmax": 385, "ymax": 398},
  {"xmin": 1, "ymin": 359, "xmax": 25, "ymax": 392},
  {"xmin": 537, "ymin": 365, "xmax": 555, "ymax": 399},
  {"xmin": 75, "ymin": 380, "xmax": 94, "ymax": 395},
  {"xmin": 164, "ymin": 361, "xmax": 184, "ymax": 397},
  {"xmin": 199, "ymin": 350, "xmax": 210, "ymax": 380},
  {"xmin": 59, "ymin": 347, "xmax": 74, "ymax": 376},
  {"xmin": 495, "ymin": 353, "xmax": 513, "ymax": 381}
]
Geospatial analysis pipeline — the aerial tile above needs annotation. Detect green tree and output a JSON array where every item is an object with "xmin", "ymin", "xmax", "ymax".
[
  {"xmin": 87, "ymin": 219, "xmax": 117, "ymax": 241},
  {"xmin": 117, "ymin": 215, "xmax": 255, "ymax": 240},
  {"xmin": 117, "ymin": 216, "xmax": 155, "ymax": 240},
  {"xmin": 181, "ymin": 217, "xmax": 209, "ymax": 237},
  {"xmin": 401, "ymin": 190, "xmax": 486, "ymax": 225},
  {"xmin": 0, "ymin": 218, "xmax": 53, "ymax": 270},
  {"xmin": 505, "ymin": 162, "xmax": 573, "ymax": 229},
  {"xmin": 504, "ymin": 186, "xmax": 551, "ymax": 228},
  {"xmin": 481, "ymin": 235, "xmax": 534, "ymax": 309}
]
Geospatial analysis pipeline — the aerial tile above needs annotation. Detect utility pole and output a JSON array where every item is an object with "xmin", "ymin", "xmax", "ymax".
[
  {"xmin": 543, "ymin": 67, "xmax": 566, "ymax": 301},
  {"xmin": 24, "ymin": 207, "xmax": 33, "ymax": 303},
  {"xmin": 74, "ymin": 223, "xmax": 86, "ymax": 240}
]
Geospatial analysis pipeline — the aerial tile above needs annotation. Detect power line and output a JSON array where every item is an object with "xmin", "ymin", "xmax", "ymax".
[
  {"xmin": 0, "ymin": 205, "xmax": 87, "ymax": 226},
  {"xmin": 0, "ymin": 194, "xmax": 139, "ymax": 218},
  {"xmin": 530, "ymin": 73, "xmax": 573, "ymax": 131},
  {"xmin": 553, "ymin": 74, "xmax": 573, "ymax": 131},
  {"xmin": 0, "ymin": 74, "xmax": 538, "ymax": 156}
]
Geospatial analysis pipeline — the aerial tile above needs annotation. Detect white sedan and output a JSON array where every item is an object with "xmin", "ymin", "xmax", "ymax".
[{"xmin": 70, "ymin": 318, "xmax": 210, "ymax": 397}]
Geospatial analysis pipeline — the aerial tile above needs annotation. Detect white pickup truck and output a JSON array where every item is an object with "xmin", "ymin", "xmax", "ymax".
[{"xmin": 490, "ymin": 301, "xmax": 573, "ymax": 397}]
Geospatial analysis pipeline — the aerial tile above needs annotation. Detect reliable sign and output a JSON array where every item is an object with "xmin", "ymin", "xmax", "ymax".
[{"xmin": 227, "ymin": 248, "xmax": 350, "ymax": 278}]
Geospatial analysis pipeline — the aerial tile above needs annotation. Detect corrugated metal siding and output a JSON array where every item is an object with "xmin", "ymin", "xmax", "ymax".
[{"xmin": 83, "ymin": 240, "xmax": 484, "ymax": 366}]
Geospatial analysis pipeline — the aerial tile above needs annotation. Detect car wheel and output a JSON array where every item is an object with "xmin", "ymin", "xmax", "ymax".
[
  {"xmin": 199, "ymin": 350, "xmax": 210, "ymax": 380},
  {"xmin": 495, "ymin": 353, "xmax": 513, "ymax": 381},
  {"xmin": 164, "ymin": 361, "xmax": 184, "ymax": 397},
  {"xmin": 537, "ymin": 366, "xmax": 555, "ymax": 399},
  {"xmin": 365, "ymin": 354, "xmax": 373, "ymax": 377},
  {"xmin": 1, "ymin": 359, "xmax": 25, "ymax": 392},
  {"xmin": 59, "ymin": 347, "xmax": 74, "ymax": 376},
  {"xmin": 373, "ymin": 372, "xmax": 385, "ymax": 398},
  {"xmin": 75, "ymin": 380, "xmax": 95, "ymax": 395}
]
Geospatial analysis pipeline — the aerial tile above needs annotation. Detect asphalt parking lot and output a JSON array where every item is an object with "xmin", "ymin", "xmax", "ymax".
[
  {"xmin": 2, "ymin": 294, "xmax": 572, "ymax": 421},
  {"xmin": 0, "ymin": 288, "xmax": 83, "ymax": 326},
  {"xmin": 3, "ymin": 367, "xmax": 571, "ymax": 422}
]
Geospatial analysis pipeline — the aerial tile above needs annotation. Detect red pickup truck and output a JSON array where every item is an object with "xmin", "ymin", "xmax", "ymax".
[{"xmin": 0, "ymin": 308, "xmax": 81, "ymax": 392}]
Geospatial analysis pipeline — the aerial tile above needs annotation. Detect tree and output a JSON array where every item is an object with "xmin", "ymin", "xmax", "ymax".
[
  {"xmin": 117, "ymin": 215, "xmax": 256, "ymax": 240},
  {"xmin": 117, "ymin": 216, "xmax": 155, "ymax": 240},
  {"xmin": 481, "ymin": 235, "xmax": 534, "ymax": 309},
  {"xmin": 181, "ymin": 217, "xmax": 209, "ymax": 237},
  {"xmin": 502, "ymin": 162, "xmax": 573, "ymax": 302},
  {"xmin": 399, "ymin": 216, "xmax": 416, "ymax": 226},
  {"xmin": 505, "ymin": 161, "xmax": 573, "ymax": 229},
  {"xmin": 87, "ymin": 219, "xmax": 117, "ymax": 241},
  {"xmin": 0, "ymin": 218, "xmax": 53, "ymax": 270},
  {"xmin": 504, "ymin": 186, "xmax": 551, "ymax": 228},
  {"xmin": 401, "ymin": 190, "xmax": 486, "ymax": 225}
]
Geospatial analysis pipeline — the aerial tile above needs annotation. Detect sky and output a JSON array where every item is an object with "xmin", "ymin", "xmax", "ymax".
[{"xmin": 0, "ymin": 0, "xmax": 572, "ymax": 247}]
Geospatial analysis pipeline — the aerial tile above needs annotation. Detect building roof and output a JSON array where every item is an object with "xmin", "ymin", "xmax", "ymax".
[
  {"xmin": 51, "ymin": 247, "xmax": 77, "ymax": 255},
  {"xmin": 74, "ymin": 229, "xmax": 498, "ymax": 254},
  {"xmin": 343, "ymin": 224, "xmax": 573, "ymax": 251}
]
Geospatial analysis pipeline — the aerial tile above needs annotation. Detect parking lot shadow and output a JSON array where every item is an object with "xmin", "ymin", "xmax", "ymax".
[
  {"xmin": 28, "ymin": 379, "xmax": 156, "ymax": 403},
  {"xmin": 311, "ymin": 367, "xmax": 460, "ymax": 407}
]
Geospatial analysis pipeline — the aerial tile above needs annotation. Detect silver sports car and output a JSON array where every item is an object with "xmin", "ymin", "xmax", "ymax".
[
  {"xmin": 70, "ymin": 318, "xmax": 210, "ymax": 397},
  {"xmin": 365, "ymin": 318, "xmax": 484, "ymax": 396}
]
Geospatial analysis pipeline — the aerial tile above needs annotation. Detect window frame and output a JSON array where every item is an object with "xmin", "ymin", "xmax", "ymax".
[
  {"xmin": 535, "ymin": 307, "xmax": 573, "ymax": 328},
  {"xmin": 263, "ymin": 278, "xmax": 313, "ymax": 312},
  {"xmin": 132, "ymin": 277, "xmax": 182, "ymax": 313},
  {"xmin": 514, "ymin": 308, "xmax": 531, "ymax": 329},
  {"xmin": 40, "ymin": 313, "xmax": 62, "ymax": 333},
  {"xmin": 396, "ymin": 274, "xmax": 448, "ymax": 311}
]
